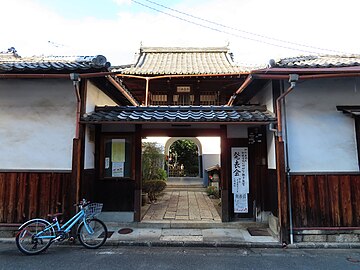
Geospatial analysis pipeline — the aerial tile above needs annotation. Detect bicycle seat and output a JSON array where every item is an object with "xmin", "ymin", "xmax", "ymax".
[{"xmin": 47, "ymin": 212, "xmax": 63, "ymax": 218}]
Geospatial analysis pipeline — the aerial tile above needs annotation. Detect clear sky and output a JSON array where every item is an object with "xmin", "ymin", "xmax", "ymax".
[{"xmin": 1, "ymin": 0, "xmax": 359, "ymax": 66}]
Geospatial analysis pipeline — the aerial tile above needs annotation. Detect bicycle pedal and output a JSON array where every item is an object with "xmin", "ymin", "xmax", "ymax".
[{"xmin": 68, "ymin": 237, "xmax": 75, "ymax": 243}]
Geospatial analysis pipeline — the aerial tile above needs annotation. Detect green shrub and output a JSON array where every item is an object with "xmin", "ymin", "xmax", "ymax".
[
  {"xmin": 142, "ymin": 142, "xmax": 167, "ymax": 181},
  {"xmin": 206, "ymin": 186, "xmax": 219, "ymax": 198},
  {"xmin": 143, "ymin": 180, "xmax": 167, "ymax": 201}
]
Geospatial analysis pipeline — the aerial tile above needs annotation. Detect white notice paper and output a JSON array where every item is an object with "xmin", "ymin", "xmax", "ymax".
[
  {"xmin": 231, "ymin": 147, "xmax": 249, "ymax": 194},
  {"xmin": 105, "ymin": 157, "xmax": 110, "ymax": 169},
  {"xmin": 112, "ymin": 162, "xmax": 124, "ymax": 177},
  {"xmin": 234, "ymin": 193, "xmax": 248, "ymax": 213}
]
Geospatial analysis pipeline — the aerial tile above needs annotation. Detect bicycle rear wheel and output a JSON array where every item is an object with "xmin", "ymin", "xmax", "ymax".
[
  {"xmin": 77, "ymin": 218, "xmax": 107, "ymax": 249},
  {"xmin": 16, "ymin": 219, "xmax": 55, "ymax": 255}
]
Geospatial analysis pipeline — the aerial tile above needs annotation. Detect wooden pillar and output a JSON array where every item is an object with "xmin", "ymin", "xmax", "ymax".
[
  {"xmin": 355, "ymin": 116, "xmax": 360, "ymax": 170},
  {"xmin": 70, "ymin": 138, "xmax": 81, "ymax": 216},
  {"xmin": 78, "ymin": 79, "xmax": 87, "ymax": 200},
  {"xmin": 134, "ymin": 124, "xmax": 142, "ymax": 222},
  {"xmin": 70, "ymin": 79, "xmax": 87, "ymax": 215},
  {"xmin": 220, "ymin": 125, "xmax": 230, "ymax": 222},
  {"xmin": 275, "ymin": 139, "xmax": 289, "ymax": 243}
]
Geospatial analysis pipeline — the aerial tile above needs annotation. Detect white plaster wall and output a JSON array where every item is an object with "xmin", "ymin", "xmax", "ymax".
[
  {"xmin": 84, "ymin": 81, "xmax": 118, "ymax": 169},
  {"xmin": 197, "ymin": 137, "xmax": 220, "ymax": 155},
  {"xmin": 285, "ymin": 78, "xmax": 359, "ymax": 172},
  {"xmin": 250, "ymin": 81, "xmax": 276, "ymax": 169},
  {"xmin": 202, "ymin": 154, "xmax": 220, "ymax": 170},
  {"xmin": 251, "ymin": 81, "xmax": 274, "ymax": 112},
  {"xmin": 0, "ymin": 79, "xmax": 76, "ymax": 170},
  {"xmin": 85, "ymin": 81, "xmax": 118, "ymax": 113},
  {"xmin": 227, "ymin": 125, "xmax": 248, "ymax": 138}
]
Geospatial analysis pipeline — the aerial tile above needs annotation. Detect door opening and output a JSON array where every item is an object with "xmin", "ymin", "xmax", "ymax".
[{"xmin": 141, "ymin": 136, "xmax": 222, "ymax": 223}]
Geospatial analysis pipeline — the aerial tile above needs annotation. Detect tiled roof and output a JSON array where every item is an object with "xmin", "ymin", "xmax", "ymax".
[
  {"xmin": 82, "ymin": 105, "xmax": 276, "ymax": 123},
  {"xmin": 337, "ymin": 106, "xmax": 360, "ymax": 117},
  {"xmin": 114, "ymin": 47, "xmax": 248, "ymax": 75},
  {"xmin": 0, "ymin": 52, "xmax": 111, "ymax": 72},
  {"xmin": 271, "ymin": 55, "xmax": 360, "ymax": 68}
]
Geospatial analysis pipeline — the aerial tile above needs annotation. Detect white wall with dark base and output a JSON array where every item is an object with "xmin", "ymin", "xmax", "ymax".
[
  {"xmin": 0, "ymin": 79, "xmax": 76, "ymax": 170},
  {"xmin": 285, "ymin": 78, "xmax": 359, "ymax": 172}
]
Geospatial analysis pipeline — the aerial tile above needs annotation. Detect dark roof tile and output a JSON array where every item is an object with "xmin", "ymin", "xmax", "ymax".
[
  {"xmin": 113, "ymin": 47, "xmax": 250, "ymax": 75},
  {"xmin": 272, "ymin": 55, "xmax": 360, "ymax": 68},
  {"xmin": 0, "ymin": 53, "xmax": 111, "ymax": 72},
  {"xmin": 82, "ymin": 105, "xmax": 276, "ymax": 123}
]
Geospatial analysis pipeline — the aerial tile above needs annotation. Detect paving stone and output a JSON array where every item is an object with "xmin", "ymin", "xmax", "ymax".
[
  {"xmin": 142, "ymin": 188, "xmax": 222, "ymax": 222},
  {"xmin": 176, "ymin": 209, "xmax": 188, "ymax": 215},
  {"xmin": 164, "ymin": 212, "xmax": 176, "ymax": 219},
  {"xmin": 160, "ymin": 235, "xmax": 203, "ymax": 242},
  {"xmin": 175, "ymin": 215, "xmax": 189, "ymax": 220},
  {"xmin": 162, "ymin": 229, "xmax": 202, "ymax": 236}
]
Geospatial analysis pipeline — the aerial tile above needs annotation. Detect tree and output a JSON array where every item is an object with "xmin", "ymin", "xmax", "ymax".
[
  {"xmin": 142, "ymin": 142, "xmax": 167, "ymax": 181},
  {"xmin": 169, "ymin": 139, "xmax": 199, "ymax": 177}
]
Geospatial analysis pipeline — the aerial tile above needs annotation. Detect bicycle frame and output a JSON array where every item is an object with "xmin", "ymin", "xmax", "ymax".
[{"xmin": 34, "ymin": 208, "xmax": 94, "ymax": 240}]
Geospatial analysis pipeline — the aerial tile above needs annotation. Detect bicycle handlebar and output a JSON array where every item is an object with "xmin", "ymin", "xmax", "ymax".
[{"xmin": 73, "ymin": 198, "xmax": 91, "ymax": 208}]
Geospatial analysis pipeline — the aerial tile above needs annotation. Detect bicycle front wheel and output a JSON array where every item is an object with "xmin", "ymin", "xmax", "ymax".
[
  {"xmin": 77, "ymin": 218, "xmax": 107, "ymax": 249},
  {"xmin": 16, "ymin": 219, "xmax": 55, "ymax": 255}
]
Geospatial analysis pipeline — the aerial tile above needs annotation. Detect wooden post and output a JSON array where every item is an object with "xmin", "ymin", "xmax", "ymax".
[
  {"xmin": 355, "ymin": 116, "xmax": 360, "ymax": 170},
  {"xmin": 71, "ymin": 138, "xmax": 81, "ymax": 216},
  {"xmin": 79, "ymin": 80, "xmax": 87, "ymax": 200},
  {"xmin": 220, "ymin": 125, "xmax": 230, "ymax": 222},
  {"xmin": 275, "ymin": 139, "xmax": 289, "ymax": 243},
  {"xmin": 134, "ymin": 124, "xmax": 142, "ymax": 222}
]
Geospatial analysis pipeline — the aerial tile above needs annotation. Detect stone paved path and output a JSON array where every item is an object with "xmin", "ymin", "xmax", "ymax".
[{"xmin": 142, "ymin": 189, "xmax": 221, "ymax": 222}]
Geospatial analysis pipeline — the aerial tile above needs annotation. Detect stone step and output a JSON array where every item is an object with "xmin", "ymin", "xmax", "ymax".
[
  {"xmin": 106, "ymin": 221, "xmax": 269, "ymax": 229},
  {"xmin": 165, "ymin": 185, "xmax": 206, "ymax": 191}
]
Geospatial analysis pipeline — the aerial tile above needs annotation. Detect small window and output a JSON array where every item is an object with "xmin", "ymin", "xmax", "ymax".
[
  {"xmin": 150, "ymin": 93, "xmax": 168, "ymax": 105},
  {"xmin": 101, "ymin": 136, "xmax": 133, "ymax": 178},
  {"xmin": 200, "ymin": 92, "xmax": 219, "ymax": 105}
]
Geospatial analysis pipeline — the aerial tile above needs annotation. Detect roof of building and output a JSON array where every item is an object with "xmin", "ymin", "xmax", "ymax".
[
  {"xmin": 114, "ymin": 47, "xmax": 249, "ymax": 75},
  {"xmin": 270, "ymin": 55, "xmax": 360, "ymax": 68},
  {"xmin": 337, "ymin": 105, "xmax": 360, "ymax": 117},
  {"xmin": 81, "ymin": 105, "xmax": 276, "ymax": 123},
  {"xmin": 0, "ymin": 49, "xmax": 111, "ymax": 72}
]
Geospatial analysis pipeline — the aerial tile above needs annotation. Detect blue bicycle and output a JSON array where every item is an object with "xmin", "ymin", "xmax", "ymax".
[{"xmin": 15, "ymin": 199, "xmax": 108, "ymax": 255}]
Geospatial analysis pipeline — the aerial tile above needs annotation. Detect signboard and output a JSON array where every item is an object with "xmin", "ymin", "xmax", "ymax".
[
  {"xmin": 231, "ymin": 147, "xmax": 249, "ymax": 213},
  {"xmin": 234, "ymin": 193, "xmax": 248, "ymax": 213},
  {"xmin": 112, "ymin": 162, "xmax": 124, "ymax": 177},
  {"xmin": 111, "ymin": 139, "xmax": 125, "ymax": 177},
  {"xmin": 176, "ymin": 86, "xmax": 191, "ymax": 93}
]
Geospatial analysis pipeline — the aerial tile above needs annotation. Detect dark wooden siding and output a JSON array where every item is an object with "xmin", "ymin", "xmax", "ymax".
[
  {"xmin": 291, "ymin": 174, "xmax": 360, "ymax": 228},
  {"xmin": 266, "ymin": 169, "xmax": 278, "ymax": 216},
  {"xmin": 80, "ymin": 169, "xmax": 96, "ymax": 202},
  {"xmin": 0, "ymin": 172, "xmax": 72, "ymax": 223}
]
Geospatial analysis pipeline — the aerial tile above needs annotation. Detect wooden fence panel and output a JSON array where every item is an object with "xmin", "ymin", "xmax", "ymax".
[
  {"xmin": 340, "ymin": 175, "xmax": 352, "ymax": 226},
  {"xmin": 0, "ymin": 172, "xmax": 72, "ymax": 223},
  {"xmin": 28, "ymin": 173, "xmax": 39, "ymax": 221},
  {"xmin": 38, "ymin": 173, "xmax": 51, "ymax": 219},
  {"xmin": 16, "ymin": 173, "xmax": 27, "ymax": 222},
  {"xmin": 0, "ymin": 174, "xmax": 5, "ymax": 222},
  {"xmin": 316, "ymin": 175, "xmax": 329, "ymax": 227},
  {"xmin": 305, "ymin": 175, "xmax": 317, "ymax": 226},
  {"xmin": 291, "ymin": 174, "xmax": 360, "ymax": 228},
  {"xmin": 6, "ymin": 173, "xmax": 17, "ymax": 223},
  {"xmin": 327, "ymin": 175, "xmax": 341, "ymax": 226},
  {"xmin": 351, "ymin": 175, "xmax": 360, "ymax": 225}
]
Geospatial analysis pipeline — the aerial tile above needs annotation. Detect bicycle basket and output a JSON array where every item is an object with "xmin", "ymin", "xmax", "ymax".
[{"xmin": 84, "ymin": 203, "xmax": 103, "ymax": 217}]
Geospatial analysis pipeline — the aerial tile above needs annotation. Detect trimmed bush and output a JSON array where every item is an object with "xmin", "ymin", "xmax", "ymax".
[
  {"xmin": 206, "ymin": 186, "xmax": 219, "ymax": 198},
  {"xmin": 143, "ymin": 180, "xmax": 167, "ymax": 201}
]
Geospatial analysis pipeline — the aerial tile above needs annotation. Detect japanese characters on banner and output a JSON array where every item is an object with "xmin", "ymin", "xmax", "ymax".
[{"xmin": 231, "ymin": 147, "xmax": 249, "ymax": 213}]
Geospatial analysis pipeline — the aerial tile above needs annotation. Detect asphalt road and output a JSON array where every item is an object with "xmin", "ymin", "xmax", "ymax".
[{"xmin": 1, "ymin": 243, "xmax": 360, "ymax": 270}]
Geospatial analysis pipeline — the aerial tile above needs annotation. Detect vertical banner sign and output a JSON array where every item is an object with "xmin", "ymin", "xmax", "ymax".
[
  {"xmin": 231, "ymin": 147, "xmax": 249, "ymax": 213},
  {"xmin": 111, "ymin": 139, "xmax": 125, "ymax": 177},
  {"xmin": 234, "ymin": 193, "xmax": 248, "ymax": 213}
]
